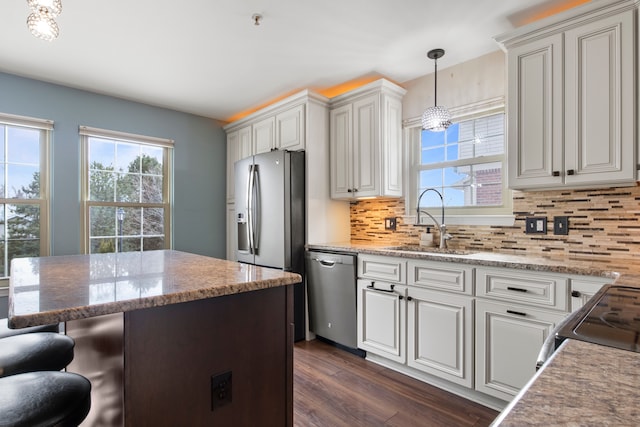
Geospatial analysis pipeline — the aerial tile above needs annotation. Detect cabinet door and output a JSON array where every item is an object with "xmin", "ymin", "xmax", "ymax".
[
  {"xmin": 564, "ymin": 10, "xmax": 635, "ymax": 186},
  {"xmin": 407, "ymin": 288, "xmax": 473, "ymax": 387},
  {"xmin": 570, "ymin": 278, "xmax": 608, "ymax": 312},
  {"xmin": 276, "ymin": 104, "xmax": 305, "ymax": 151},
  {"xmin": 252, "ymin": 116, "xmax": 275, "ymax": 154},
  {"xmin": 507, "ymin": 33, "xmax": 563, "ymax": 189},
  {"xmin": 330, "ymin": 104, "xmax": 353, "ymax": 199},
  {"xmin": 226, "ymin": 126, "xmax": 252, "ymax": 203},
  {"xmin": 357, "ymin": 279, "xmax": 406, "ymax": 363},
  {"xmin": 381, "ymin": 94, "xmax": 403, "ymax": 197},
  {"xmin": 352, "ymin": 94, "xmax": 379, "ymax": 197},
  {"xmin": 226, "ymin": 131, "xmax": 239, "ymax": 203},
  {"xmin": 475, "ymin": 299, "xmax": 564, "ymax": 401},
  {"xmin": 226, "ymin": 204, "xmax": 236, "ymax": 261}
]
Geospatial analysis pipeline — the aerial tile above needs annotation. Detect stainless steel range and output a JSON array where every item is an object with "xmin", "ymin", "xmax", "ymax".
[{"xmin": 556, "ymin": 285, "xmax": 640, "ymax": 352}]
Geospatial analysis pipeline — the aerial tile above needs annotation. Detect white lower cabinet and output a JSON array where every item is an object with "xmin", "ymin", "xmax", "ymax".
[
  {"xmin": 357, "ymin": 279, "xmax": 406, "ymax": 363},
  {"xmin": 407, "ymin": 287, "xmax": 473, "ymax": 387},
  {"xmin": 474, "ymin": 299, "xmax": 565, "ymax": 401}
]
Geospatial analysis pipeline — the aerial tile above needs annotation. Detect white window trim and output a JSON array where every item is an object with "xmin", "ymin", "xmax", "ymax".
[
  {"xmin": 0, "ymin": 113, "xmax": 52, "ymax": 291},
  {"xmin": 403, "ymin": 97, "xmax": 514, "ymax": 227},
  {"xmin": 79, "ymin": 126, "xmax": 174, "ymax": 254}
]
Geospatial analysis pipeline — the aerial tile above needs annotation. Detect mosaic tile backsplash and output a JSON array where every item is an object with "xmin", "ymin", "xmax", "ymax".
[{"xmin": 350, "ymin": 184, "xmax": 640, "ymax": 265}]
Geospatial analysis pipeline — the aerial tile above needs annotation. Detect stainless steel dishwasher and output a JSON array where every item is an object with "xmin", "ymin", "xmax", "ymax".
[{"xmin": 305, "ymin": 250, "xmax": 359, "ymax": 352}]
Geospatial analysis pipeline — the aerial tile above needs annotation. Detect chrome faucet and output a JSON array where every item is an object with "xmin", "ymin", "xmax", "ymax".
[{"xmin": 416, "ymin": 188, "xmax": 452, "ymax": 249}]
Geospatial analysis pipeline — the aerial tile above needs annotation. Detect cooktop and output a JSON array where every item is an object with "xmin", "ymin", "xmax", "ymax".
[{"xmin": 557, "ymin": 285, "xmax": 640, "ymax": 352}]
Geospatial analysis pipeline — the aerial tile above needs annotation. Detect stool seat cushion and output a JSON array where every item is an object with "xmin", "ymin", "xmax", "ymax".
[
  {"xmin": 0, "ymin": 318, "xmax": 59, "ymax": 338},
  {"xmin": 0, "ymin": 333, "xmax": 75, "ymax": 378},
  {"xmin": 0, "ymin": 371, "xmax": 91, "ymax": 427}
]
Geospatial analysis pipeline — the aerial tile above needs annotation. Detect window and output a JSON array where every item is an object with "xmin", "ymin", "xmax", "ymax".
[
  {"xmin": 80, "ymin": 127, "xmax": 173, "ymax": 254},
  {"xmin": 0, "ymin": 113, "xmax": 51, "ymax": 280},
  {"xmin": 408, "ymin": 101, "xmax": 511, "ymax": 223}
]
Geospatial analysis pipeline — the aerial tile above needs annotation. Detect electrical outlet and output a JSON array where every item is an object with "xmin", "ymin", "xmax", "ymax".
[
  {"xmin": 525, "ymin": 217, "xmax": 547, "ymax": 234},
  {"xmin": 211, "ymin": 371, "xmax": 232, "ymax": 411},
  {"xmin": 554, "ymin": 216, "xmax": 569, "ymax": 235}
]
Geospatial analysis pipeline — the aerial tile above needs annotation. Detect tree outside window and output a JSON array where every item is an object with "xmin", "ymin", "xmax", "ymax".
[
  {"xmin": 0, "ymin": 118, "xmax": 49, "ymax": 278},
  {"xmin": 81, "ymin": 130, "xmax": 172, "ymax": 255}
]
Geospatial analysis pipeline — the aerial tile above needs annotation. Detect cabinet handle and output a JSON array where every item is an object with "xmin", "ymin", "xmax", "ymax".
[
  {"xmin": 507, "ymin": 309, "xmax": 527, "ymax": 317},
  {"xmin": 353, "ymin": 188, "xmax": 358, "ymax": 192},
  {"xmin": 552, "ymin": 171, "xmax": 560, "ymax": 177},
  {"xmin": 507, "ymin": 286, "xmax": 528, "ymax": 293},
  {"xmin": 567, "ymin": 169, "xmax": 575, "ymax": 176},
  {"xmin": 347, "ymin": 189, "xmax": 353, "ymax": 193},
  {"xmin": 407, "ymin": 296, "xmax": 413, "ymax": 302},
  {"xmin": 399, "ymin": 295, "xmax": 404, "ymax": 300},
  {"xmin": 367, "ymin": 282, "xmax": 395, "ymax": 293},
  {"xmin": 571, "ymin": 290, "xmax": 581, "ymax": 298}
]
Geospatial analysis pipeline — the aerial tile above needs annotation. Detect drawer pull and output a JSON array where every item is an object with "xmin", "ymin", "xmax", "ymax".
[
  {"xmin": 507, "ymin": 286, "xmax": 528, "ymax": 293},
  {"xmin": 507, "ymin": 309, "xmax": 527, "ymax": 317},
  {"xmin": 367, "ymin": 283, "xmax": 395, "ymax": 293},
  {"xmin": 571, "ymin": 290, "xmax": 581, "ymax": 298},
  {"xmin": 552, "ymin": 171, "xmax": 560, "ymax": 177}
]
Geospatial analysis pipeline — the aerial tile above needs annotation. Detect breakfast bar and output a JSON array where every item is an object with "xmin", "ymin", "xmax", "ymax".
[{"xmin": 8, "ymin": 250, "xmax": 301, "ymax": 426}]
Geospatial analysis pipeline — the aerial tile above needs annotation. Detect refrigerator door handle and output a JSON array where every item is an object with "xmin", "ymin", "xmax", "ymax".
[
  {"xmin": 253, "ymin": 165, "xmax": 260, "ymax": 253},
  {"xmin": 247, "ymin": 164, "xmax": 255, "ymax": 254}
]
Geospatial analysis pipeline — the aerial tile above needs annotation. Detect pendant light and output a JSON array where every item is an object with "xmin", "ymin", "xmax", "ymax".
[
  {"xmin": 421, "ymin": 48, "xmax": 452, "ymax": 132},
  {"xmin": 26, "ymin": 0, "xmax": 62, "ymax": 41}
]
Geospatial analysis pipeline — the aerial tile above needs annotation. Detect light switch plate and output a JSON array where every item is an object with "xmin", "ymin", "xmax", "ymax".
[
  {"xmin": 554, "ymin": 216, "xmax": 569, "ymax": 235},
  {"xmin": 525, "ymin": 217, "xmax": 547, "ymax": 234},
  {"xmin": 384, "ymin": 217, "xmax": 397, "ymax": 231}
]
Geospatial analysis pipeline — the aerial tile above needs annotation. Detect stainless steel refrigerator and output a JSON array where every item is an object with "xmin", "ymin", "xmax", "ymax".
[{"xmin": 234, "ymin": 150, "xmax": 305, "ymax": 340}]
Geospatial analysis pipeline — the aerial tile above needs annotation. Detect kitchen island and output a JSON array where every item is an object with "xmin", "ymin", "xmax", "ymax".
[{"xmin": 8, "ymin": 250, "xmax": 301, "ymax": 427}]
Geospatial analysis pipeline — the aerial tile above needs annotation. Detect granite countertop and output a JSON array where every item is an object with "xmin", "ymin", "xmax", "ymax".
[
  {"xmin": 492, "ymin": 339, "xmax": 640, "ymax": 426},
  {"xmin": 8, "ymin": 250, "xmax": 301, "ymax": 328},
  {"xmin": 307, "ymin": 242, "xmax": 626, "ymax": 279}
]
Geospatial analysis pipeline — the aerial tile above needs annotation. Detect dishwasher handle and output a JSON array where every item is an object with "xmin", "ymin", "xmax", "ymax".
[{"xmin": 310, "ymin": 257, "xmax": 343, "ymax": 267}]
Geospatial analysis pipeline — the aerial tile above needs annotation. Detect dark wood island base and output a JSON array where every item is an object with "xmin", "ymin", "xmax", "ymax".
[{"xmin": 67, "ymin": 285, "xmax": 293, "ymax": 426}]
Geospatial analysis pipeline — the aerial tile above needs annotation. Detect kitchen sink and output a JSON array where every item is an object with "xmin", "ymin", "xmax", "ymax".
[{"xmin": 385, "ymin": 245, "xmax": 475, "ymax": 256}]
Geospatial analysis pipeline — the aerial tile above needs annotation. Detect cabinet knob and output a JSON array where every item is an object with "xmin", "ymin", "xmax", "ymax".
[
  {"xmin": 567, "ymin": 169, "xmax": 575, "ymax": 176},
  {"xmin": 571, "ymin": 290, "xmax": 581, "ymax": 298},
  {"xmin": 347, "ymin": 189, "xmax": 352, "ymax": 193},
  {"xmin": 353, "ymin": 188, "xmax": 358, "ymax": 192},
  {"xmin": 399, "ymin": 295, "xmax": 404, "ymax": 300},
  {"xmin": 552, "ymin": 171, "xmax": 560, "ymax": 177},
  {"xmin": 407, "ymin": 296, "xmax": 413, "ymax": 302}
]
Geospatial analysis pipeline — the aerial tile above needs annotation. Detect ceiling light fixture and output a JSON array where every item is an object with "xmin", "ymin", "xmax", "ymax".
[
  {"xmin": 252, "ymin": 13, "xmax": 262, "ymax": 26},
  {"xmin": 26, "ymin": 0, "xmax": 62, "ymax": 41},
  {"xmin": 421, "ymin": 48, "xmax": 452, "ymax": 132}
]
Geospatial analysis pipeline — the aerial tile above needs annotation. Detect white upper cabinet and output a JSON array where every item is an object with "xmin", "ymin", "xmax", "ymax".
[
  {"xmin": 252, "ymin": 116, "xmax": 276, "ymax": 155},
  {"xmin": 275, "ymin": 104, "xmax": 305, "ymax": 152},
  {"xmin": 226, "ymin": 125, "xmax": 252, "ymax": 203},
  {"xmin": 497, "ymin": 1, "xmax": 637, "ymax": 190},
  {"xmin": 329, "ymin": 79, "xmax": 406, "ymax": 199}
]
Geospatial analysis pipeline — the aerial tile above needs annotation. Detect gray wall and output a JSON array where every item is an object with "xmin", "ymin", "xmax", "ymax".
[
  {"xmin": 0, "ymin": 72, "xmax": 227, "ymax": 318},
  {"xmin": 0, "ymin": 71, "xmax": 226, "ymax": 258}
]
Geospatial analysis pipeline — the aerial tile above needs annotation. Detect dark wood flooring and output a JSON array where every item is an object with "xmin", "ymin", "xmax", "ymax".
[{"xmin": 294, "ymin": 339, "xmax": 498, "ymax": 427}]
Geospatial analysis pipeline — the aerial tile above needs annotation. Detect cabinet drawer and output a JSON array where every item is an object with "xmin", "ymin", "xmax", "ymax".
[
  {"xmin": 358, "ymin": 255, "xmax": 406, "ymax": 284},
  {"xmin": 408, "ymin": 260, "xmax": 474, "ymax": 295},
  {"xmin": 476, "ymin": 268, "xmax": 568, "ymax": 311}
]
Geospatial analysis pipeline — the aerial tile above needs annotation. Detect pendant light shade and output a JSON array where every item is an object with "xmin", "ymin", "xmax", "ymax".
[
  {"xmin": 26, "ymin": 0, "xmax": 62, "ymax": 41},
  {"xmin": 422, "ymin": 48, "xmax": 452, "ymax": 132}
]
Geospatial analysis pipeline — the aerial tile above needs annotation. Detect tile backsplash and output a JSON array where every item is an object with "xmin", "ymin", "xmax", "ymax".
[{"xmin": 350, "ymin": 184, "xmax": 640, "ymax": 265}]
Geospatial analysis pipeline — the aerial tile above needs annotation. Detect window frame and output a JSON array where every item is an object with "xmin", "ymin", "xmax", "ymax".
[
  {"xmin": 79, "ymin": 126, "xmax": 173, "ymax": 255},
  {"xmin": 0, "ymin": 112, "xmax": 52, "ymax": 291},
  {"xmin": 404, "ymin": 97, "xmax": 514, "ymax": 226}
]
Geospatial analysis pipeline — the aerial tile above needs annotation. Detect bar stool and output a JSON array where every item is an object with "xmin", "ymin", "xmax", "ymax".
[
  {"xmin": 0, "ymin": 371, "xmax": 91, "ymax": 427},
  {"xmin": 0, "ymin": 332, "xmax": 75, "ymax": 377},
  {"xmin": 0, "ymin": 317, "xmax": 59, "ymax": 338}
]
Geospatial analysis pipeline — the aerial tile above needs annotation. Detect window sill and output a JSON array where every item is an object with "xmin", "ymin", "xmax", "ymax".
[{"xmin": 405, "ymin": 214, "xmax": 515, "ymax": 227}]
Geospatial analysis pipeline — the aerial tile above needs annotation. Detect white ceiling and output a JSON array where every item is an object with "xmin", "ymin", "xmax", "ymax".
[{"xmin": 0, "ymin": 0, "xmax": 584, "ymax": 122}]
